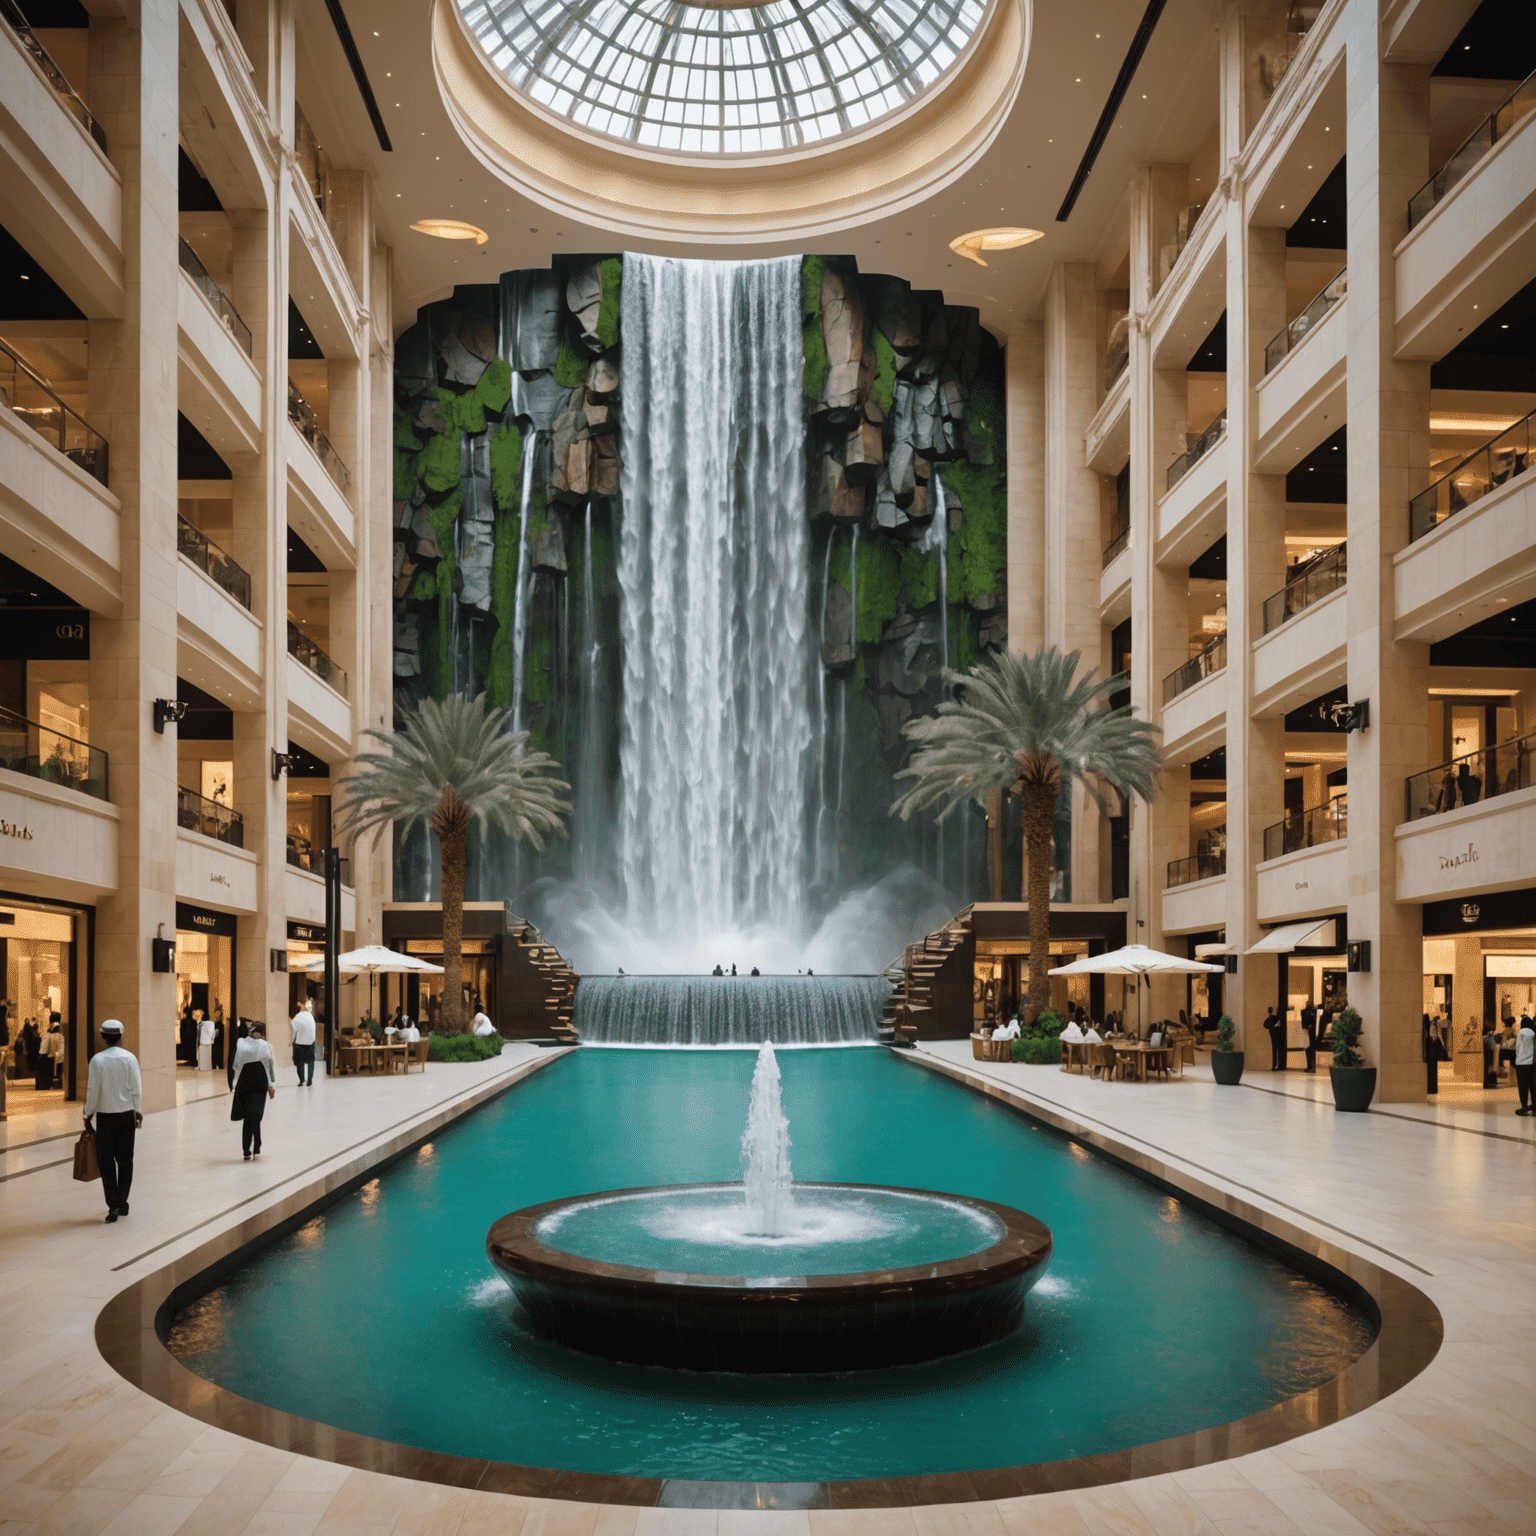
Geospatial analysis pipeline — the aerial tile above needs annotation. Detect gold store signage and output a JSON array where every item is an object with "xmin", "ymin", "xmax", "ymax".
[
  {"xmin": 0, "ymin": 818, "xmax": 34, "ymax": 841},
  {"xmin": 1438, "ymin": 842, "xmax": 1478, "ymax": 873}
]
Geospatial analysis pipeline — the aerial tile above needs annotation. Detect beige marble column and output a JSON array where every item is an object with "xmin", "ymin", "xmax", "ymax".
[
  {"xmin": 1342, "ymin": 2, "xmax": 1431, "ymax": 1102},
  {"xmin": 1005, "ymin": 324, "xmax": 1044, "ymax": 656},
  {"xmin": 86, "ymin": 3, "xmax": 182, "ymax": 1111}
]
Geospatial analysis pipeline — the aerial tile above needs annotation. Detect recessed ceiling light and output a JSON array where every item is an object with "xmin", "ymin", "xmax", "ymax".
[
  {"xmin": 949, "ymin": 227, "xmax": 1044, "ymax": 266},
  {"xmin": 410, "ymin": 220, "xmax": 489, "ymax": 245}
]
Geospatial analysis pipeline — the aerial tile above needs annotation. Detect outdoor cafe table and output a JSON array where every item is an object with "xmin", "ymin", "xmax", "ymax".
[
  {"xmin": 1109, "ymin": 1042, "xmax": 1175, "ymax": 1082},
  {"xmin": 336, "ymin": 1041, "xmax": 408, "ymax": 1075}
]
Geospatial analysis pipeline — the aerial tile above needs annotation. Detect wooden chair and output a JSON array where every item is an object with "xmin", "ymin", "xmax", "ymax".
[
  {"xmin": 404, "ymin": 1037, "xmax": 428, "ymax": 1073},
  {"xmin": 1090, "ymin": 1043, "xmax": 1120, "ymax": 1080}
]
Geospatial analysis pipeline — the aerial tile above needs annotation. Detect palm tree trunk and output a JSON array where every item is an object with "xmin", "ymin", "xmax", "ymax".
[
  {"xmin": 439, "ymin": 823, "xmax": 468, "ymax": 1033},
  {"xmin": 1019, "ymin": 776, "xmax": 1058, "ymax": 1025}
]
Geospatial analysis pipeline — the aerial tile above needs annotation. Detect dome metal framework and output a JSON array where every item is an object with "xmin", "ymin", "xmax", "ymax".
[{"xmin": 456, "ymin": 0, "xmax": 989, "ymax": 155}]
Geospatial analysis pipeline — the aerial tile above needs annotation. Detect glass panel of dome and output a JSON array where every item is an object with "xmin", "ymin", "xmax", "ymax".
[{"xmin": 459, "ymin": 0, "xmax": 988, "ymax": 153}]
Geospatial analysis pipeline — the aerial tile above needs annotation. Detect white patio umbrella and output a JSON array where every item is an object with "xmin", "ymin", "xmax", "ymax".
[
  {"xmin": 292, "ymin": 945, "xmax": 444, "ymax": 1026},
  {"xmin": 1048, "ymin": 944, "xmax": 1224, "ymax": 1037}
]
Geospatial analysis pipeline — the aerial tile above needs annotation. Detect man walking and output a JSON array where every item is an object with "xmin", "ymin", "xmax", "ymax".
[
  {"xmin": 1514, "ymin": 1011, "xmax": 1535, "ymax": 1116},
  {"xmin": 1300, "ymin": 1000, "xmax": 1319, "ymax": 1074},
  {"xmin": 291, "ymin": 996, "xmax": 317, "ymax": 1086},
  {"xmin": 83, "ymin": 1019, "xmax": 142, "ymax": 1223},
  {"xmin": 1263, "ymin": 1005, "xmax": 1286, "ymax": 1071}
]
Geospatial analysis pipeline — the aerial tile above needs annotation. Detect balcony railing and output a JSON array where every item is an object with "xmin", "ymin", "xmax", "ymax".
[
  {"xmin": 0, "ymin": 337, "xmax": 108, "ymax": 485},
  {"xmin": 0, "ymin": 0, "xmax": 107, "ymax": 153},
  {"xmin": 178, "ymin": 516, "xmax": 252, "ymax": 609},
  {"xmin": 294, "ymin": 104, "xmax": 348, "ymax": 256},
  {"xmin": 287, "ymin": 379, "xmax": 350, "ymax": 493},
  {"xmin": 1166, "ymin": 411, "xmax": 1226, "ymax": 491},
  {"xmin": 1167, "ymin": 841, "xmax": 1226, "ymax": 889},
  {"xmin": 1263, "ymin": 794, "xmax": 1346, "ymax": 861},
  {"xmin": 1103, "ymin": 317, "xmax": 1129, "ymax": 391},
  {"xmin": 177, "ymin": 785, "xmax": 244, "ymax": 848},
  {"xmin": 1102, "ymin": 522, "xmax": 1130, "ymax": 568},
  {"xmin": 1408, "ymin": 69, "xmax": 1536, "ymax": 229},
  {"xmin": 1163, "ymin": 633, "xmax": 1226, "ymax": 703},
  {"xmin": 288, "ymin": 620, "xmax": 348, "ymax": 697},
  {"xmin": 1261, "ymin": 543, "xmax": 1346, "ymax": 633},
  {"xmin": 0, "ymin": 705, "xmax": 108, "ymax": 800},
  {"xmin": 1258, "ymin": 0, "xmax": 1322, "ymax": 97},
  {"xmin": 1409, "ymin": 408, "xmax": 1533, "ymax": 542},
  {"xmin": 1264, "ymin": 269, "xmax": 1345, "ymax": 374},
  {"xmin": 178, "ymin": 238, "xmax": 252, "ymax": 356},
  {"xmin": 286, "ymin": 839, "xmax": 351, "ymax": 883},
  {"xmin": 1405, "ymin": 731, "xmax": 1535, "ymax": 822}
]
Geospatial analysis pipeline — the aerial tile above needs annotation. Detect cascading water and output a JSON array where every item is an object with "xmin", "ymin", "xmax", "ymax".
[
  {"xmin": 508, "ymin": 435, "xmax": 539, "ymax": 734},
  {"xmin": 740, "ymin": 1042, "xmax": 793, "ymax": 1236},
  {"xmin": 575, "ymin": 501, "xmax": 603, "ymax": 882},
  {"xmin": 614, "ymin": 255, "xmax": 810, "ymax": 956}
]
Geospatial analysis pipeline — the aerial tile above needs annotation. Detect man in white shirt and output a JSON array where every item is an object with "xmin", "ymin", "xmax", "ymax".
[
  {"xmin": 994, "ymin": 1016, "xmax": 1021, "ymax": 1042},
  {"xmin": 1060, "ymin": 1019, "xmax": 1085, "ymax": 1043},
  {"xmin": 84, "ymin": 1019, "xmax": 142, "ymax": 1223},
  {"xmin": 471, "ymin": 1006, "xmax": 496, "ymax": 1038},
  {"xmin": 1515, "ymin": 1013, "xmax": 1535, "ymax": 1116},
  {"xmin": 290, "ymin": 998, "xmax": 318, "ymax": 1086}
]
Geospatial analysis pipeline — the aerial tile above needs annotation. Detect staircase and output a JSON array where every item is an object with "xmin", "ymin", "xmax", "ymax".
[
  {"xmin": 508, "ymin": 922, "xmax": 580, "ymax": 1043},
  {"xmin": 880, "ymin": 907, "xmax": 975, "ymax": 1045}
]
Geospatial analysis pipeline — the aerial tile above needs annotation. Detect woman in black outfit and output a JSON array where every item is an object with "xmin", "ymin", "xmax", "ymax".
[{"xmin": 228, "ymin": 1023, "xmax": 276, "ymax": 1159}]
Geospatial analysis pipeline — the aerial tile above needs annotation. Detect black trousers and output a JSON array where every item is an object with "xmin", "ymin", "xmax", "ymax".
[
  {"xmin": 1268, "ymin": 1028, "xmax": 1285, "ymax": 1070},
  {"xmin": 293, "ymin": 1043, "xmax": 315, "ymax": 1084},
  {"xmin": 1516, "ymin": 1062, "xmax": 1534, "ymax": 1110},
  {"xmin": 237, "ymin": 1092, "xmax": 267, "ymax": 1154},
  {"xmin": 1303, "ymin": 1031, "xmax": 1317, "ymax": 1073},
  {"xmin": 95, "ymin": 1110, "xmax": 137, "ymax": 1211}
]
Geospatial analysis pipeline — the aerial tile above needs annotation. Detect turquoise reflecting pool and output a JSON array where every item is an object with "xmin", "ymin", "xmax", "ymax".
[{"xmin": 167, "ymin": 1049, "xmax": 1373, "ymax": 1482}]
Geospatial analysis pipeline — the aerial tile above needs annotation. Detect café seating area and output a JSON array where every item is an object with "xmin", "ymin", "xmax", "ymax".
[{"xmin": 333, "ymin": 1028, "xmax": 429, "ymax": 1076}]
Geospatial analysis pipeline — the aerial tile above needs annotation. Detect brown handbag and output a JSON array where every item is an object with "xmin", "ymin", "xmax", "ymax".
[{"xmin": 72, "ymin": 1129, "xmax": 100, "ymax": 1182}]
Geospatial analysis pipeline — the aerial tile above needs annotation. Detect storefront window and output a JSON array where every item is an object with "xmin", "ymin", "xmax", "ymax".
[
  {"xmin": 1, "ymin": 898, "xmax": 82, "ymax": 1111},
  {"xmin": 174, "ymin": 904, "xmax": 235, "ymax": 1071}
]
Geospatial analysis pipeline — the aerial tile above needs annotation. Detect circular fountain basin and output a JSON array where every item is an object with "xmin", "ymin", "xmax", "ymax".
[{"xmin": 486, "ymin": 1181, "xmax": 1052, "ymax": 1373}]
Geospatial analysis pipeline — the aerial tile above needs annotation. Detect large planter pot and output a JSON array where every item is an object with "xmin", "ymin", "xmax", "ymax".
[
  {"xmin": 1329, "ymin": 1065, "xmax": 1377, "ymax": 1112},
  {"xmin": 1210, "ymin": 1049, "xmax": 1244, "ymax": 1085}
]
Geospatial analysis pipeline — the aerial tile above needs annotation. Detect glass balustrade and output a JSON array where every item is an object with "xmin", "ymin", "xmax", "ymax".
[
  {"xmin": 288, "ymin": 620, "xmax": 349, "ymax": 697},
  {"xmin": 1258, "ymin": 0, "xmax": 1321, "ymax": 97},
  {"xmin": 1264, "ymin": 269, "xmax": 1345, "ymax": 373},
  {"xmin": 286, "ymin": 839, "xmax": 351, "ymax": 883},
  {"xmin": 1166, "ymin": 411, "xmax": 1226, "ymax": 491},
  {"xmin": 287, "ymin": 379, "xmax": 351, "ymax": 493},
  {"xmin": 1404, "ymin": 731, "xmax": 1535, "ymax": 822},
  {"xmin": 178, "ymin": 239, "xmax": 252, "ymax": 356},
  {"xmin": 294, "ymin": 104, "xmax": 349, "ymax": 255},
  {"xmin": 1261, "ymin": 543, "xmax": 1346, "ymax": 633},
  {"xmin": 1408, "ymin": 70, "xmax": 1536, "ymax": 229},
  {"xmin": 1102, "ymin": 522, "xmax": 1130, "ymax": 568},
  {"xmin": 1409, "ymin": 409, "xmax": 1533, "ymax": 542},
  {"xmin": 0, "ymin": 0, "xmax": 108, "ymax": 152},
  {"xmin": 1262, "ymin": 793, "xmax": 1346, "ymax": 861},
  {"xmin": 1163, "ymin": 633, "xmax": 1226, "ymax": 703},
  {"xmin": 1103, "ymin": 322, "xmax": 1129, "ymax": 392},
  {"xmin": 1166, "ymin": 836, "xmax": 1226, "ymax": 889},
  {"xmin": 0, "ymin": 705, "xmax": 108, "ymax": 800},
  {"xmin": 177, "ymin": 785, "xmax": 244, "ymax": 848},
  {"xmin": 0, "ymin": 338, "xmax": 108, "ymax": 485},
  {"xmin": 178, "ymin": 516, "xmax": 252, "ymax": 609}
]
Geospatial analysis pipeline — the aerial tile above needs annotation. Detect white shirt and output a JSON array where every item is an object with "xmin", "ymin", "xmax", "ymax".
[
  {"xmin": 44, "ymin": 1030, "xmax": 65, "ymax": 1060},
  {"xmin": 471, "ymin": 1012, "xmax": 495, "ymax": 1036},
  {"xmin": 290, "ymin": 1008, "xmax": 317, "ymax": 1047},
  {"xmin": 995, "ymin": 1020, "xmax": 1021, "ymax": 1041},
  {"xmin": 1083, "ymin": 1028, "xmax": 1103, "ymax": 1043},
  {"xmin": 85, "ymin": 1044, "xmax": 142, "ymax": 1116},
  {"xmin": 1060, "ymin": 1022, "xmax": 1084, "ymax": 1042},
  {"xmin": 229, "ymin": 1036, "xmax": 276, "ymax": 1088},
  {"xmin": 199, "ymin": 1018, "xmax": 215, "ymax": 1045},
  {"xmin": 1517, "ymin": 1025, "xmax": 1535, "ymax": 1068},
  {"xmin": 401, "ymin": 1025, "xmax": 421, "ymax": 1042}
]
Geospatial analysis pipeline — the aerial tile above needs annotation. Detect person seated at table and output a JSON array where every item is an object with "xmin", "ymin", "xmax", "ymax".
[
  {"xmin": 1060, "ymin": 1017, "xmax": 1085, "ymax": 1042},
  {"xmin": 471, "ymin": 1006, "xmax": 496, "ymax": 1037},
  {"xmin": 398, "ymin": 1017, "xmax": 421, "ymax": 1042},
  {"xmin": 1148, "ymin": 1027, "xmax": 1165, "ymax": 1048},
  {"xmin": 1082, "ymin": 1022, "xmax": 1103, "ymax": 1043},
  {"xmin": 995, "ymin": 1015, "xmax": 1021, "ymax": 1042}
]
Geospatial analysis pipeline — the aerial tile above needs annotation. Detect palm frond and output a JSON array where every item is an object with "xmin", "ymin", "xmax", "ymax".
[
  {"xmin": 338, "ymin": 693, "xmax": 572, "ymax": 850},
  {"xmin": 891, "ymin": 647, "xmax": 1160, "ymax": 823}
]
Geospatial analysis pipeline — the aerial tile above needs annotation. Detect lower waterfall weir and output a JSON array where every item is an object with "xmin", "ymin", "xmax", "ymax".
[{"xmin": 574, "ymin": 975, "xmax": 892, "ymax": 1048}]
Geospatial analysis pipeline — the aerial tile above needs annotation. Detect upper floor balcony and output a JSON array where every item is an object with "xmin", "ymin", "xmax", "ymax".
[
  {"xmin": 1264, "ymin": 270, "xmax": 1346, "ymax": 376},
  {"xmin": 176, "ymin": 784, "xmax": 243, "ymax": 848},
  {"xmin": 1409, "ymin": 408, "xmax": 1532, "ymax": 543},
  {"xmin": 179, "ymin": 237, "xmax": 251, "ymax": 356},
  {"xmin": 1102, "ymin": 521, "xmax": 1130, "ymax": 569},
  {"xmin": 1262, "ymin": 544, "xmax": 1346, "ymax": 633},
  {"xmin": 288, "ymin": 620, "xmax": 348, "ymax": 700},
  {"xmin": 1167, "ymin": 831, "xmax": 1226, "ymax": 890},
  {"xmin": 0, "ymin": 336, "xmax": 106, "ymax": 485},
  {"xmin": 0, "ymin": 703, "xmax": 107, "ymax": 801},
  {"xmin": 1166, "ymin": 411, "xmax": 1227, "ymax": 495},
  {"xmin": 288, "ymin": 379, "xmax": 350, "ymax": 495},
  {"xmin": 1263, "ymin": 793, "xmax": 1346, "ymax": 862},
  {"xmin": 1408, "ymin": 70, "xmax": 1535, "ymax": 231},
  {"xmin": 0, "ymin": 0, "xmax": 105, "ymax": 153},
  {"xmin": 178, "ymin": 514, "xmax": 251, "ymax": 610},
  {"xmin": 1164, "ymin": 632, "xmax": 1226, "ymax": 705},
  {"xmin": 1405, "ymin": 730, "xmax": 1534, "ymax": 823}
]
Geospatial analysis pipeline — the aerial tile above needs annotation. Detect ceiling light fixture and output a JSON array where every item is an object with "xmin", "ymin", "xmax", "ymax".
[
  {"xmin": 949, "ymin": 227, "xmax": 1043, "ymax": 266},
  {"xmin": 410, "ymin": 219, "xmax": 490, "ymax": 245}
]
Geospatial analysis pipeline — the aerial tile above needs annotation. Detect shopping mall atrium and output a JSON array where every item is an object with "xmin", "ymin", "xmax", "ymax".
[{"xmin": 0, "ymin": 0, "xmax": 1531, "ymax": 1530}]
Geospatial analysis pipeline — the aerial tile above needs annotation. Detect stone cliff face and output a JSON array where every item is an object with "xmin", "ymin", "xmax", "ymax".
[{"xmin": 390, "ymin": 255, "xmax": 1004, "ymax": 902}]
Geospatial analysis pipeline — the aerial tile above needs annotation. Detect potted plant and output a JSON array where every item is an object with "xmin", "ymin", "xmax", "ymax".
[
  {"xmin": 1328, "ymin": 1007, "xmax": 1376, "ymax": 1112},
  {"xmin": 1210, "ymin": 1014, "xmax": 1243, "ymax": 1085}
]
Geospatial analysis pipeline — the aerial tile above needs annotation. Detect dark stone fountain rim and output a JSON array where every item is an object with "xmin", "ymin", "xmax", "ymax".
[{"xmin": 486, "ymin": 1181, "xmax": 1052, "ymax": 1298}]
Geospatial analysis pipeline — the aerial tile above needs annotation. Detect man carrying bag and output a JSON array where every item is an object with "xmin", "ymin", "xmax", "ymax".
[{"xmin": 83, "ymin": 1019, "xmax": 142, "ymax": 1223}]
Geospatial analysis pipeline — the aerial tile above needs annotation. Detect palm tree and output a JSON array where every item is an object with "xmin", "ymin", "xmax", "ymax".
[
  {"xmin": 339, "ymin": 693, "xmax": 570, "ymax": 1032},
  {"xmin": 892, "ymin": 647, "xmax": 1160, "ymax": 1022}
]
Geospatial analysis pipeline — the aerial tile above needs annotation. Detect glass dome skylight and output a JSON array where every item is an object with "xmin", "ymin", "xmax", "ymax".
[{"xmin": 457, "ymin": 0, "xmax": 989, "ymax": 154}]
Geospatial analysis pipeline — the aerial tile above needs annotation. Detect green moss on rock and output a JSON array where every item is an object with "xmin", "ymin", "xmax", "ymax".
[
  {"xmin": 489, "ymin": 423, "xmax": 523, "ymax": 510},
  {"xmin": 474, "ymin": 357, "xmax": 512, "ymax": 415},
  {"xmin": 393, "ymin": 403, "xmax": 422, "ymax": 452},
  {"xmin": 856, "ymin": 535, "xmax": 900, "ymax": 644},
  {"xmin": 802, "ymin": 254, "xmax": 827, "ymax": 402},
  {"xmin": 899, "ymin": 542, "xmax": 939, "ymax": 611},
  {"xmin": 416, "ymin": 432, "xmax": 461, "ymax": 494},
  {"xmin": 596, "ymin": 257, "xmax": 622, "ymax": 349},
  {"xmin": 554, "ymin": 333, "xmax": 588, "ymax": 387},
  {"xmin": 486, "ymin": 504, "xmax": 520, "ymax": 709},
  {"xmin": 944, "ymin": 459, "xmax": 1007, "ymax": 606},
  {"xmin": 394, "ymin": 447, "xmax": 418, "ymax": 500},
  {"xmin": 428, "ymin": 490, "xmax": 462, "ymax": 679},
  {"xmin": 408, "ymin": 569, "xmax": 437, "ymax": 602},
  {"xmin": 870, "ymin": 328, "xmax": 897, "ymax": 414}
]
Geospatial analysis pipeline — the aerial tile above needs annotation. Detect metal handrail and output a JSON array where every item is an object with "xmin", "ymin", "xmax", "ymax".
[
  {"xmin": 1166, "ymin": 411, "xmax": 1226, "ymax": 491},
  {"xmin": 1261, "ymin": 543, "xmax": 1346, "ymax": 633},
  {"xmin": 1102, "ymin": 522, "xmax": 1130, "ymax": 568},
  {"xmin": 1259, "ymin": 0, "xmax": 1322, "ymax": 96},
  {"xmin": 1409, "ymin": 408, "xmax": 1534, "ymax": 542},
  {"xmin": 286, "ymin": 840, "xmax": 351, "ymax": 883},
  {"xmin": 1103, "ymin": 318, "xmax": 1129, "ymax": 391},
  {"xmin": 1262, "ymin": 793, "xmax": 1346, "ymax": 861},
  {"xmin": 294, "ymin": 103, "xmax": 348, "ymax": 255},
  {"xmin": 178, "ymin": 238, "xmax": 252, "ymax": 356},
  {"xmin": 0, "ymin": 337, "xmax": 108, "ymax": 485},
  {"xmin": 287, "ymin": 379, "xmax": 351, "ymax": 493},
  {"xmin": 1405, "ymin": 730, "xmax": 1536, "ymax": 823},
  {"xmin": 1409, "ymin": 69, "xmax": 1536, "ymax": 229},
  {"xmin": 1163, "ymin": 633, "xmax": 1226, "ymax": 703},
  {"xmin": 0, "ymin": 0, "xmax": 108, "ymax": 152},
  {"xmin": 177, "ymin": 785, "xmax": 244, "ymax": 848},
  {"xmin": 1166, "ymin": 846, "xmax": 1226, "ymax": 888},
  {"xmin": 1264, "ymin": 269, "xmax": 1345, "ymax": 373},
  {"xmin": 287, "ymin": 619, "xmax": 349, "ymax": 697},
  {"xmin": 0, "ymin": 704, "xmax": 108, "ymax": 800},
  {"xmin": 177, "ymin": 515, "xmax": 252, "ymax": 610}
]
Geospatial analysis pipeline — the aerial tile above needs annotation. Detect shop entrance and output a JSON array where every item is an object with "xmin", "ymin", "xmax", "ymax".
[
  {"xmin": 174, "ymin": 903, "xmax": 235, "ymax": 1075},
  {"xmin": 1, "ymin": 893, "xmax": 91, "ymax": 1120}
]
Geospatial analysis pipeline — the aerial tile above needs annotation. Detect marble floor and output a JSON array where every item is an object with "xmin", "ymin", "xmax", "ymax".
[{"xmin": 0, "ymin": 1037, "xmax": 1531, "ymax": 1536}]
